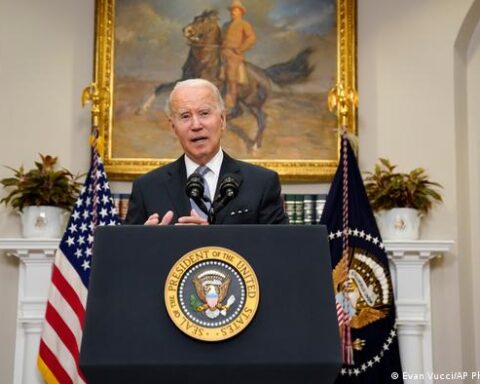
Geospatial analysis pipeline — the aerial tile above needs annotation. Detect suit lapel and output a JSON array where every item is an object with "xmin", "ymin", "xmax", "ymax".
[{"xmin": 166, "ymin": 155, "xmax": 191, "ymax": 219}]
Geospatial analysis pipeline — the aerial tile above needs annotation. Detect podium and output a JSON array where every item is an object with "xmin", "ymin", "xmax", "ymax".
[{"xmin": 80, "ymin": 225, "xmax": 341, "ymax": 383}]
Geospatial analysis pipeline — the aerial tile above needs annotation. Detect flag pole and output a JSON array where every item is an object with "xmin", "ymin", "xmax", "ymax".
[
  {"xmin": 327, "ymin": 83, "xmax": 359, "ymax": 365},
  {"xmin": 321, "ymin": 85, "xmax": 404, "ymax": 381},
  {"xmin": 37, "ymin": 84, "xmax": 120, "ymax": 384}
]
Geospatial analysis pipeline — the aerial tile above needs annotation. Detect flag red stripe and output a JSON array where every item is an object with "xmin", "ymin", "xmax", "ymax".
[
  {"xmin": 44, "ymin": 302, "xmax": 86, "ymax": 381},
  {"xmin": 45, "ymin": 302, "xmax": 80, "ymax": 359},
  {"xmin": 51, "ymin": 264, "xmax": 85, "ymax": 327},
  {"xmin": 38, "ymin": 340, "xmax": 73, "ymax": 384}
]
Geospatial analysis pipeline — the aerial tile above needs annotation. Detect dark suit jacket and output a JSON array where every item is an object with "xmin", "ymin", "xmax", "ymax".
[{"xmin": 125, "ymin": 152, "xmax": 288, "ymax": 225}]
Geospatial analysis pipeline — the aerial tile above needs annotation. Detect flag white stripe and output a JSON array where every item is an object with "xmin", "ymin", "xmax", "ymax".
[
  {"xmin": 48, "ymin": 284, "xmax": 83, "ymax": 349},
  {"xmin": 42, "ymin": 322, "xmax": 87, "ymax": 384},
  {"xmin": 54, "ymin": 249, "xmax": 88, "ymax": 308}
]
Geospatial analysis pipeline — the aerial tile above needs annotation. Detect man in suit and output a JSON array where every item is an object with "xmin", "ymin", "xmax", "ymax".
[{"xmin": 125, "ymin": 78, "xmax": 287, "ymax": 225}]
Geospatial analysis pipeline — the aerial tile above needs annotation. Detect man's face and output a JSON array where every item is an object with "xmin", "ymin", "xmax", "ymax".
[
  {"xmin": 169, "ymin": 85, "xmax": 226, "ymax": 165},
  {"xmin": 230, "ymin": 7, "xmax": 243, "ymax": 20}
]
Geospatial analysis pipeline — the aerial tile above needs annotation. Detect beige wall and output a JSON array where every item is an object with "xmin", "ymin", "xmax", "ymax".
[
  {"xmin": 359, "ymin": 0, "xmax": 480, "ymax": 378},
  {"xmin": 463, "ymin": 0, "xmax": 480, "ymax": 371},
  {"xmin": 0, "ymin": 0, "xmax": 479, "ymax": 382},
  {"xmin": 0, "ymin": 0, "xmax": 94, "ymax": 382}
]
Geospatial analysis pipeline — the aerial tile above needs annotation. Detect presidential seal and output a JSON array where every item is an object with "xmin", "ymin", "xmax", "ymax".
[{"xmin": 164, "ymin": 246, "xmax": 260, "ymax": 342}]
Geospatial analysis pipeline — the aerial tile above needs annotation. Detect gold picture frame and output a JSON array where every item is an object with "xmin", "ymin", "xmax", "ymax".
[{"xmin": 93, "ymin": 0, "xmax": 356, "ymax": 182}]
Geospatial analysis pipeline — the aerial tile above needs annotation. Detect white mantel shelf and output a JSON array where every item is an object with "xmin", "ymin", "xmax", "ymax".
[
  {"xmin": 384, "ymin": 239, "xmax": 453, "ymax": 254},
  {"xmin": 0, "ymin": 238, "xmax": 453, "ymax": 384},
  {"xmin": 0, "ymin": 238, "xmax": 60, "ymax": 252}
]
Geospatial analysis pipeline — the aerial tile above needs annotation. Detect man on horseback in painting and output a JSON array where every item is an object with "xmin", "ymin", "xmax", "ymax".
[
  {"xmin": 137, "ymin": 5, "xmax": 314, "ymax": 151},
  {"xmin": 221, "ymin": 0, "xmax": 256, "ymax": 112}
]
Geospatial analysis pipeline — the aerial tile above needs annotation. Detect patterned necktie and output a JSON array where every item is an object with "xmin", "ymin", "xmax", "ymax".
[{"xmin": 190, "ymin": 165, "xmax": 211, "ymax": 218}]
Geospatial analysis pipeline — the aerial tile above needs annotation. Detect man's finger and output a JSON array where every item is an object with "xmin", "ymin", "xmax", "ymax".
[
  {"xmin": 144, "ymin": 213, "xmax": 159, "ymax": 225},
  {"xmin": 176, "ymin": 214, "xmax": 208, "ymax": 225},
  {"xmin": 160, "ymin": 210, "xmax": 174, "ymax": 225},
  {"xmin": 190, "ymin": 209, "xmax": 200, "ymax": 217}
]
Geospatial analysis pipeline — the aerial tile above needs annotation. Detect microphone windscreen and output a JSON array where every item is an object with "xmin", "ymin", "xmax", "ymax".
[
  {"xmin": 185, "ymin": 173, "xmax": 204, "ymax": 199},
  {"xmin": 219, "ymin": 174, "xmax": 241, "ymax": 198}
]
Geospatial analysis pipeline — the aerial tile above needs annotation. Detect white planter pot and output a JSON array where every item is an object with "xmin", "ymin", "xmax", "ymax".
[
  {"xmin": 376, "ymin": 208, "xmax": 421, "ymax": 240},
  {"xmin": 20, "ymin": 206, "xmax": 68, "ymax": 238}
]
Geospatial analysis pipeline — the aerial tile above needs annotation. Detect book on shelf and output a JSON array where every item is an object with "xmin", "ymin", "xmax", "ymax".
[
  {"xmin": 282, "ymin": 194, "xmax": 326, "ymax": 225},
  {"xmin": 112, "ymin": 193, "xmax": 130, "ymax": 223}
]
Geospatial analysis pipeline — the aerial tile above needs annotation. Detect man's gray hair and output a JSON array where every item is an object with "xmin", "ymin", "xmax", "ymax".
[{"xmin": 166, "ymin": 78, "xmax": 225, "ymax": 116}]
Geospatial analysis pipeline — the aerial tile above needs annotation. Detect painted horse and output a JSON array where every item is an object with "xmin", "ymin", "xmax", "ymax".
[{"xmin": 139, "ymin": 10, "xmax": 314, "ymax": 150}]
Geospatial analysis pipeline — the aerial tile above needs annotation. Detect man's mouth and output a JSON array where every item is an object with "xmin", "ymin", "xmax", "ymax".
[{"xmin": 191, "ymin": 136, "xmax": 208, "ymax": 143}]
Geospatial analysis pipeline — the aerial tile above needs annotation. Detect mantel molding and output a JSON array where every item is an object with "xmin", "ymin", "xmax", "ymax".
[
  {"xmin": 0, "ymin": 237, "xmax": 454, "ymax": 253},
  {"xmin": 384, "ymin": 240, "xmax": 453, "ymax": 256},
  {"xmin": 0, "ymin": 238, "xmax": 60, "ymax": 252},
  {"xmin": 0, "ymin": 238, "xmax": 60, "ymax": 260}
]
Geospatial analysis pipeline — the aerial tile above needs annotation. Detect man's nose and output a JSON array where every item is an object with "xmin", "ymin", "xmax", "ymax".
[{"xmin": 191, "ymin": 114, "xmax": 202, "ymax": 129}]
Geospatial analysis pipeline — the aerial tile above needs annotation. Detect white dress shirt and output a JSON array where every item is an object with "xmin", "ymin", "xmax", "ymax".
[{"xmin": 184, "ymin": 149, "xmax": 224, "ymax": 199}]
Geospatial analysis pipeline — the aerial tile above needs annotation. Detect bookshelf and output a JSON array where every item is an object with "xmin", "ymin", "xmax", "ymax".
[{"xmin": 112, "ymin": 193, "xmax": 327, "ymax": 224}]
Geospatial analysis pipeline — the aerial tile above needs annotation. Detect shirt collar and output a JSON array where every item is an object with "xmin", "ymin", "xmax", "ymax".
[{"xmin": 184, "ymin": 148, "xmax": 223, "ymax": 177}]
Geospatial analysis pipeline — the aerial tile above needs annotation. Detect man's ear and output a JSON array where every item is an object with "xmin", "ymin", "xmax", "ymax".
[
  {"xmin": 221, "ymin": 111, "xmax": 227, "ymax": 131},
  {"xmin": 168, "ymin": 117, "xmax": 177, "ymax": 136}
]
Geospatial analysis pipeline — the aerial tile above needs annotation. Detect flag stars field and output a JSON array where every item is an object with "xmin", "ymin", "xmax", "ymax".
[{"xmin": 81, "ymin": 260, "xmax": 90, "ymax": 270}]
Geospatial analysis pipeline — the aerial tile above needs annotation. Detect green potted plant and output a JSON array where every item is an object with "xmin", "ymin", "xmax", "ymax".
[
  {"xmin": 0, "ymin": 154, "xmax": 82, "ymax": 238},
  {"xmin": 364, "ymin": 158, "xmax": 443, "ymax": 240}
]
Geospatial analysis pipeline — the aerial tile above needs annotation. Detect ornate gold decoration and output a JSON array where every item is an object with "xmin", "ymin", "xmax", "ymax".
[
  {"xmin": 332, "ymin": 247, "xmax": 392, "ymax": 352},
  {"xmin": 90, "ymin": 0, "xmax": 357, "ymax": 181},
  {"xmin": 81, "ymin": 82, "xmax": 110, "ymax": 155},
  {"xmin": 328, "ymin": 83, "xmax": 359, "ymax": 128}
]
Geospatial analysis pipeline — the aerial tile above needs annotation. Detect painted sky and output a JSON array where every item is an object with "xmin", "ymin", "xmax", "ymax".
[{"xmin": 114, "ymin": 0, "xmax": 336, "ymax": 91}]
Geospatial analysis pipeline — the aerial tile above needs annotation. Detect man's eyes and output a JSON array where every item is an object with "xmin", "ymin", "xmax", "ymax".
[{"xmin": 177, "ymin": 111, "xmax": 210, "ymax": 120}]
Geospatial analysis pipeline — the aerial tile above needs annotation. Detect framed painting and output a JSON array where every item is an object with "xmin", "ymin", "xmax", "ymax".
[{"xmin": 93, "ymin": 0, "xmax": 356, "ymax": 181}]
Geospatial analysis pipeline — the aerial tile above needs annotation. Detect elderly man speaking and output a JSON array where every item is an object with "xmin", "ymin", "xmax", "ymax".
[{"xmin": 125, "ymin": 78, "xmax": 287, "ymax": 226}]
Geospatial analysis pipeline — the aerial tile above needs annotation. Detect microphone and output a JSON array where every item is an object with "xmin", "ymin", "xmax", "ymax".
[
  {"xmin": 185, "ymin": 173, "xmax": 208, "ymax": 215},
  {"xmin": 209, "ymin": 174, "xmax": 242, "ymax": 223},
  {"xmin": 218, "ymin": 174, "xmax": 241, "ymax": 200},
  {"xmin": 185, "ymin": 173, "xmax": 204, "ymax": 199}
]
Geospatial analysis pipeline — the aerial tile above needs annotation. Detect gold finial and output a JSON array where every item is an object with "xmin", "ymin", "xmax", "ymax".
[
  {"xmin": 82, "ymin": 83, "xmax": 100, "ymax": 126},
  {"xmin": 82, "ymin": 83, "xmax": 108, "ymax": 155},
  {"xmin": 328, "ymin": 83, "xmax": 358, "ymax": 128}
]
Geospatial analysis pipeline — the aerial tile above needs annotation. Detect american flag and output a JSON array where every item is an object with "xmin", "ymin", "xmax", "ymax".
[{"xmin": 37, "ymin": 145, "xmax": 119, "ymax": 384}]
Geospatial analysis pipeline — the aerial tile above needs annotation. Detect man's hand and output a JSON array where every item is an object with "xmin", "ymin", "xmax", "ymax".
[
  {"xmin": 144, "ymin": 210, "xmax": 208, "ymax": 225},
  {"xmin": 144, "ymin": 211, "xmax": 174, "ymax": 225},
  {"xmin": 176, "ymin": 209, "xmax": 209, "ymax": 225}
]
